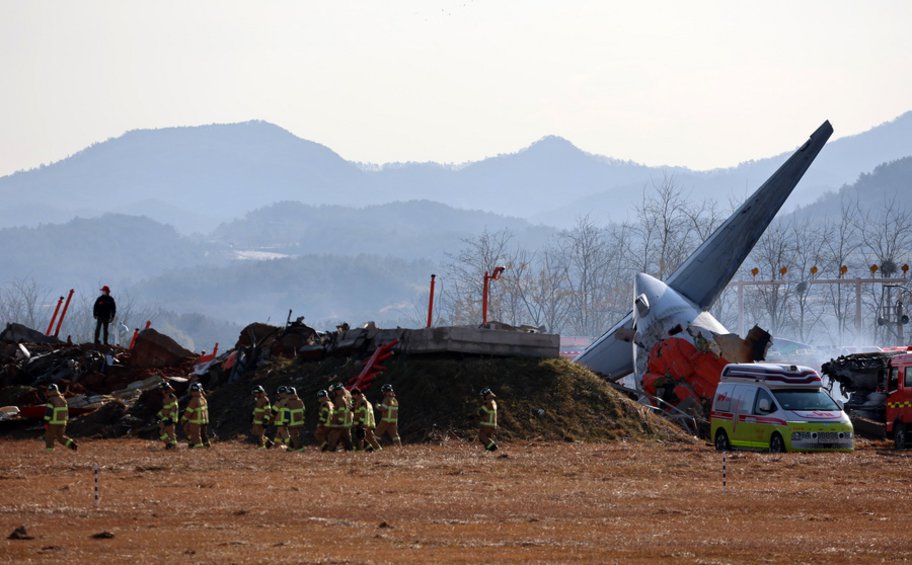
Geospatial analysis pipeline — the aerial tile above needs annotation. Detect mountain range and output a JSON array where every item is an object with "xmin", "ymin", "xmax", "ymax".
[
  {"xmin": 3, "ymin": 112, "xmax": 911, "ymax": 233},
  {"xmin": 1, "ymin": 112, "xmax": 911, "ymax": 348}
]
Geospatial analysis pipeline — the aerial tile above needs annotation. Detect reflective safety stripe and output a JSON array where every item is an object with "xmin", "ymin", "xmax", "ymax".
[
  {"xmin": 380, "ymin": 403, "xmax": 398, "ymax": 423},
  {"xmin": 354, "ymin": 404, "xmax": 374, "ymax": 427},
  {"xmin": 45, "ymin": 404, "xmax": 68, "ymax": 425},
  {"xmin": 272, "ymin": 406, "xmax": 289, "ymax": 425},
  {"xmin": 288, "ymin": 407, "xmax": 305, "ymax": 427},
  {"xmin": 186, "ymin": 405, "xmax": 209, "ymax": 424},
  {"xmin": 888, "ymin": 401, "xmax": 912, "ymax": 408},
  {"xmin": 331, "ymin": 406, "xmax": 350, "ymax": 428},
  {"xmin": 253, "ymin": 404, "xmax": 271, "ymax": 425},
  {"xmin": 158, "ymin": 399, "xmax": 179, "ymax": 420},
  {"xmin": 318, "ymin": 405, "xmax": 333, "ymax": 426},
  {"xmin": 480, "ymin": 405, "xmax": 497, "ymax": 428}
]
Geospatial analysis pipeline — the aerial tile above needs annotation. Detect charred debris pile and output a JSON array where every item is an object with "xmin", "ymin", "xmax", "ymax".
[{"xmin": 0, "ymin": 320, "xmax": 689, "ymax": 444}]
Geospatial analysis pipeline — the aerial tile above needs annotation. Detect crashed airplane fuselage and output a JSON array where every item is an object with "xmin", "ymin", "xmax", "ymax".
[{"xmin": 576, "ymin": 121, "xmax": 834, "ymax": 416}]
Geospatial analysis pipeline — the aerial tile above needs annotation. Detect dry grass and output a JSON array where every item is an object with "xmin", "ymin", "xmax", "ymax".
[{"xmin": 2, "ymin": 438, "xmax": 911, "ymax": 564}]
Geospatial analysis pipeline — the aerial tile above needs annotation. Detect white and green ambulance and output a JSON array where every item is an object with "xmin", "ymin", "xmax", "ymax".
[{"xmin": 710, "ymin": 363, "xmax": 853, "ymax": 453}]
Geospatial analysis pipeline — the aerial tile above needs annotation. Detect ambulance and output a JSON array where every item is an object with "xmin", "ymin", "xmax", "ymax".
[{"xmin": 710, "ymin": 363, "xmax": 854, "ymax": 452}]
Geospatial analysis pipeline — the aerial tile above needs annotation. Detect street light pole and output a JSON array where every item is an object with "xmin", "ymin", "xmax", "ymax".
[{"xmin": 482, "ymin": 266, "xmax": 505, "ymax": 325}]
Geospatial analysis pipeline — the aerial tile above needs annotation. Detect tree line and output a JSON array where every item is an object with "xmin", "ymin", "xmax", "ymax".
[{"xmin": 430, "ymin": 180, "xmax": 912, "ymax": 347}]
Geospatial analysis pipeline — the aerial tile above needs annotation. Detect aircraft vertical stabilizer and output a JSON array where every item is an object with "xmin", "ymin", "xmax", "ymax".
[{"xmin": 576, "ymin": 121, "xmax": 833, "ymax": 380}]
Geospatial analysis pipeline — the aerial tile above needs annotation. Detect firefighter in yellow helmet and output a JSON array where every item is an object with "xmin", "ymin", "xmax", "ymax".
[
  {"xmin": 157, "ymin": 381, "xmax": 179, "ymax": 450},
  {"xmin": 351, "ymin": 387, "xmax": 381, "ymax": 452},
  {"xmin": 270, "ymin": 386, "xmax": 290, "ymax": 449},
  {"xmin": 375, "ymin": 383, "xmax": 401, "ymax": 447},
  {"xmin": 181, "ymin": 383, "xmax": 209, "ymax": 448},
  {"xmin": 250, "ymin": 385, "xmax": 274, "ymax": 449},
  {"xmin": 325, "ymin": 382, "xmax": 353, "ymax": 451},
  {"xmin": 43, "ymin": 384, "xmax": 77, "ymax": 452},
  {"xmin": 314, "ymin": 389, "xmax": 333, "ymax": 451},
  {"xmin": 478, "ymin": 387, "xmax": 498, "ymax": 451},
  {"xmin": 285, "ymin": 386, "xmax": 306, "ymax": 451}
]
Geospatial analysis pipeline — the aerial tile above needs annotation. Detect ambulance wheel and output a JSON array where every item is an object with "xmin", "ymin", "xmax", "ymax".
[
  {"xmin": 769, "ymin": 432, "xmax": 786, "ymax": 453},
  {"xmin": 714, "ymin": 429, "xmax": 730, "ymax": 451},
  {"xmin": 894, "ymin": 423, "xmax": 907, "ymax": 450}
]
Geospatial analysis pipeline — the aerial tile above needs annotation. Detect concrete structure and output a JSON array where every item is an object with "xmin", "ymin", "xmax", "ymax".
[{"xmin": 400, "ymin": 326, "xmax": 559, "ymax": 358}]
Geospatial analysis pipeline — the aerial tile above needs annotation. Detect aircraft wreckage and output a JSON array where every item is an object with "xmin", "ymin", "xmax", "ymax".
[{"xmin": 576, "ymin": 121, "xmax": 834, "ymax": 423}]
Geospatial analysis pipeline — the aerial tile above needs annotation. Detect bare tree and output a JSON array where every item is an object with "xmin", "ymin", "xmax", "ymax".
[
  {"xmin": 747, "ymin": 222, "xmax": 795, "ymax": 335},
  {"xmin": 438, "ymin": 229, "xmax": 515, "ymax": 326},
  {"xmin": 505, "ymin": 246, "xmax": 573, "ymax": 332},
  {"xmin": 857, "ymin": 197, "xmax": 912, "ymax": 342},
  {"xmin": 818, "ymin": 200, "xmax": 863, "ymax": 343},
  {"xmin": 0, "ymin": 278, "xmax": 52, "ymax": 331}
]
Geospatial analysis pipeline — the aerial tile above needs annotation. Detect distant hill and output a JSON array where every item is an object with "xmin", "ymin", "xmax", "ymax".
[
  {"xmin": 0, "ymin": 121, "xmax": 364, "ymax": 233},
  {"xmin": 211, "ymin": 200, "xmax": 557, "ymax": 260},
  {"xmin": 786, "ymin": 156, "xmax": 912, "ymax": 220},
  {"xmin": 0, "ymin": 214, "xmax": 222, "ymax": 289},
  {"xmin": 538, "ymin": 113, "xmax": 912, "ymax": 227},
  {"xmin": 131, "ymin": 253, "xmax": 436, "ymax": 328},
  {"xmin": 0, "ymin": 200, "xmax": 555, "ymax": 331},
  {"xmin": 2, "ymin": 113, "xmax": 909, "ymax": 233}
]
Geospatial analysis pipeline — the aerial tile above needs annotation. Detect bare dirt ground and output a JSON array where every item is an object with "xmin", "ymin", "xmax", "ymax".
[{"xmin": 2, "ymin": 438, "xmax": 911, "ymax": 564}]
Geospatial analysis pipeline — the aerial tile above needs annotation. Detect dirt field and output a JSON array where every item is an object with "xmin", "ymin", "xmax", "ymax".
[{"xmin": 2, "ymin": 438, "xmax": 911, "ymax": 564}]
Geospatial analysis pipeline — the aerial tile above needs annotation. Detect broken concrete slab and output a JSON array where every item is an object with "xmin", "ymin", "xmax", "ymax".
[{"xmin": 127, "ymin": 329, "xmax": 196, "ymax": 369}]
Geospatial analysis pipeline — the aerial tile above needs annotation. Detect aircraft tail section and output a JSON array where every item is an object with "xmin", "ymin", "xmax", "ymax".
[
  {"xmin": 669, "ymin": 121, "xmax": 833, "ymax": 309},
  {"xmin": 576, "ymin": 121, "xmax": 833, "ymax": 380}
]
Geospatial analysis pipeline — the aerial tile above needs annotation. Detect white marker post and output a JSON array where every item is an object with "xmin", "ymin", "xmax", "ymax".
[
  {"xmin": 93, "ymin": 463, "xmax": 101, "ymax": 509},
  {"xmin": 722, "ymin": 451, "xmax": 727, "ymax": 494}
]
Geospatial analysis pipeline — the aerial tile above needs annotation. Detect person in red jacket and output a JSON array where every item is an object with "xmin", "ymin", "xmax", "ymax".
[{"xmin": 93, "ymin": 285, "xmax": 117, "ymax": 345}]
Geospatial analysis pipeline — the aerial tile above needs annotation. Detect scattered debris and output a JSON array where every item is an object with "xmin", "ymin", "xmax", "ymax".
[
  {"xmin": 8, "ymin": 525, "xmax": 34, "ymax": 540},
  {"xmin": 0, "ymin": 320, "xmax": 687, "ymax": 444}
]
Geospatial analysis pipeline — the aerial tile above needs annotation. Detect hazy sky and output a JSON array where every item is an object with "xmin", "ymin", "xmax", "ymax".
[{"xmin": 1, "ymin": 1, "xmax": 910, "ymax": 177}]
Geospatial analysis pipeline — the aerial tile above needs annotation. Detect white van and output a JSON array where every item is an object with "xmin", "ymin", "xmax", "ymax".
[{"xmin": 710, "ymin": 363, "xmax": 853, "ymax": 452}]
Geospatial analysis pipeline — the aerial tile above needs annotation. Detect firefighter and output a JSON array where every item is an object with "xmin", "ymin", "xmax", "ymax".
[
  {"xmin": 351, "ymin": 387, "xmax": 381, "ymax": 452},
  {"xmin": 375, "ymin": 383, "xmax": 401, "ymax": 447},
  {"xmin": 198, "ymin": 384, "xmax": 212, "ymax": 448},
  {"xmin": 43, "ymin": 384, "xmax": 77, "ymax": 452},
  {"xmin": 314, "ymin": 389, "xmax": 333, "ymax": 451},
  {"xmin": 251, "ymin": 385, "xmax": 273, "ymax": 449},
  {"xmin": 478, "ymin": 387, "xmax": 498, "ymax": 451},
  {"xmin": 325, "ymin": 382, "xmax": 353, "ymax": 451},
  {"xmin": 157, "ymin": 381, "xmax": 179, "ymax": 449},
  {"xmin": 285, "ymin": 387, "xmax": 306, "ymax": 451},
  {"xmin": 271, "ymin": 386, "xmax": 290, "ymax": 449},
  {"xmin": 181, "ymin": 383, "xmax": 209, "ymax": 448}
]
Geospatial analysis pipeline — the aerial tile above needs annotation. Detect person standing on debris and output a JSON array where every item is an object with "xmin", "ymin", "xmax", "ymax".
[
  {"xmin": 285, "ymin": 387, "xmax": 306, "ymax": 451},
  {"xmin": 478, "ymin": 387, "xmax": 498, "ymax": 452},
  {"xmin": 314, "ymin": 389, "xmax": 333, "ymax": 451},
  {"xmin": 43, "ymin": 384, "xmax": 78, "ymax": 452},
  {"xmin": 181, "ymin": 383, "xmax": 209, "ymax": 448},
  {"xmin": 375, "ymin": 384, "xmax": 401, "ymax": 447},
  {"xmin": 157, "ymin": 381, "xmax": 179, "ymax": 449},
  {"xmin": 93, "ymin": 285, "xmax": 117, "ymax": 345},
  {"xmin": 325, "ymin": 383, "xmax": 353, "ymax": 451},
  {"xmin": 271, "ymin": 386, "xmax": 290, "ymax": 449},
  {"xmin": 351, "ymin": 388, "xmax": 381, "ymax": 452},
  {"xmin": 251, "ymin": 386, "xmax": 273, "ymax": 449}
]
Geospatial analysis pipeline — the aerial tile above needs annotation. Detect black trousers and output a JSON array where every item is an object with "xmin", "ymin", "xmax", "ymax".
[{"xmin": 94, "ymin": 319, "xmax": 110, "ymax": 344}]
